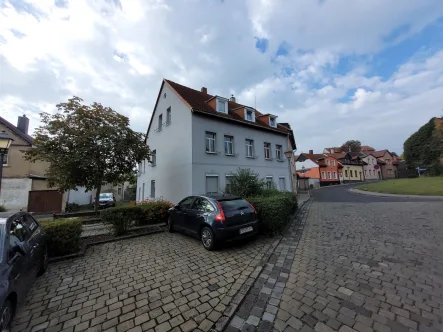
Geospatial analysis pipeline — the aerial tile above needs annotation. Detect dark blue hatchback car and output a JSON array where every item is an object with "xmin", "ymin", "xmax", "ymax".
[
  {"xmin": 0, "ymin": 212, "xmax": 48, "ymax": 331},
  {"xmin": 167, "ymin": 195, "xmax": 259, "ymax": 250}
]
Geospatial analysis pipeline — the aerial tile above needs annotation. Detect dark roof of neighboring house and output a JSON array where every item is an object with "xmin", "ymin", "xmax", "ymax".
[
  {"xmin": 0, "ymin": 116, "xmax": 33, "ymax": 145},
  {"xmin": 164, "ymin": 79, "xmax": 292, "ymax": 135},
  {"xmin": 366, "ymin": 150, "xmax": 392, "ymax": 158}
]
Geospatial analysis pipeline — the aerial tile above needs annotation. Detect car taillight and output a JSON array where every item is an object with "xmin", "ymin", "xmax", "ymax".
[
  {"xmin": 246, "ymin": 200, "xmax": 257, "ymax": 214},
  {"xmin": 215, "ymin": 201, "xmax": 226, "ymax": 222}
]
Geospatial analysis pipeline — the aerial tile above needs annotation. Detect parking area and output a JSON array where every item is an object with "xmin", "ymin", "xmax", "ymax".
[{"xmin": 12, "ymin": 232, "xmax": 274, "ymax": 332}]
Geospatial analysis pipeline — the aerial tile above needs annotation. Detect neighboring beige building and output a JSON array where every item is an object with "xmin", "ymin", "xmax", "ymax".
[
  {"xmin": 361, "ymin": 154, "xmax": 381, "ymax": 180},
  {"xmin": 0, "ymin": 115, "xmax": 65, "ymax": 212}
]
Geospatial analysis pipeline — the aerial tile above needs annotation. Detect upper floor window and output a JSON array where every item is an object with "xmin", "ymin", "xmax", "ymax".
[
  {"xmin": 151, "ymin": 150, "xmax": 156, "ymax": 166},
  {"xmin": 246, "ymin": 110, "xmax": 253, "ymax": 121},
  {"xmin": 216, "ymin": 98, "xmax": 228, "ymax": 114},
  {"xmin": 326, "ymin": 160, "xmax": 330, "ymax": 166},
  {"xmin": 158, "ymin": 114, "xmax": 163, "ymax": 131},
  {"xmin": 205, "ymin": 132, "xmax": 216, "ymax": 153},
  {"xmin": 264, "ymin": 143, "xmax": 271, "ymax": 159},
  {"xmin": 276, "ymin": 145, "xmax": 282, "ymax": 161},
  {"xmin": 385, "ymin": 159, "xmax": 390, "ymax": 164},
  {"xmin": 166, "ymin": 107, "xmax": 171, "ymax": 124},
  {"xmin": 224, "ymin": 136, "xmax": 234, "ymax": 155},
  {"xmin": 270, "ymin": 117, "xmax": 276, "ymax": 127},
  {"xmin": 332, "ymin": 160, "xmax": 336, "ymax": 166},
  {"xmin": 246, "ymin": 139, "xmax": 254, "ymax": 157}
]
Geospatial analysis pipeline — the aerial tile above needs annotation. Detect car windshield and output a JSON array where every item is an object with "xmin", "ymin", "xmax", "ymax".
[
  {"xmin": 99, "ymin": 193, "xmax": 112, "ymax": 199},
  {"xmin": 219, "ymin": 199, "xmax": 250, "ymax": 211}
]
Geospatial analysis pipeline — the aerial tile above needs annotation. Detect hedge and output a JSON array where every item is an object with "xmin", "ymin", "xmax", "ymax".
[
  {"xmin": 40, "ymin": 218, "xmax": 83, "ymax": 257},
  {"xmin": 247, "ymin": 192, "xmax": 297, "ymax": 235},
  {"xmin": 101, "ymin": 206, "xmax": 144, "ymax": 236},
  {"xmin": 138, "ymin": 200, "xmax": 174, "ymax": 225}
]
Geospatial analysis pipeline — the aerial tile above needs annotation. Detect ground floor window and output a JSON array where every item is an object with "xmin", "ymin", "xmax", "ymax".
[
  {"xmin": 327, "ymin": 172, "xmax": 331, "ymax": 179},
  {"xmin": 354, "ymin": 170, "xmax": 358, "ymax": 177},
  {"xmin": 142, "ymin": 183, "xmax": 145, "ymax": 201},
  {"xmin": 225, "ymin": 175, "xmax": 234, "ymax": 193},
  {"xmin": 333, "ymin": 172, "xmax": 337, "ymax": 179},
  {"xmin": 278, "ymin": 177, "xmax": 286, "ymax": 191},
  {"xmin": 321, "ymin": 172, "xmax": 326, "ymax": 179},
  {"xmin": 206, "ymin": 175, "xmax": 219, "ymax": 194},
  {"xmin": 265, "ymin": 176, "xmax": 273, "ymax": 189},
  {"xmin": 150, "ymin": 180, "xmax": 155, "ymax": 198}
]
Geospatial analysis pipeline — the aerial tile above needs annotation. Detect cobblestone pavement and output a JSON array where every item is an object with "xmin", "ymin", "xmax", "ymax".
[
  {"xmin": 226, "ymin": 186, "xmax": 443, "ymax": 332},
  {"xmin": 12, "ymin": 232, "xmax": 274, "ymax": 332}
]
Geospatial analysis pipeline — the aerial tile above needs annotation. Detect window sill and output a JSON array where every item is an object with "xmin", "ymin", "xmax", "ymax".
[
  {"xmin": 265, "ymin": 158, "xmax": 274, "ymax": 161},
  {"xmin": 276, "ymin": 159, "xmax": 284, "ymax": 162},
  {"xmin": 225, "ymin": 153, "xmax": 239, "ymax": 157},
  {"xmin": 246, "ymin": 156, "xmax": 259, "ymax": 159},
  {"xmin": 205, "ymin": 151, "xmax": 219, "ymax": 155}
]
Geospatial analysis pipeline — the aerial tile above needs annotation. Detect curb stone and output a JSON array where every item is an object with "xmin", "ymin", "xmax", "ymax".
[
  {"xmin": 211, "ymin": 196, "xmax": 312, "ymax": 332},
  {"xmin": 349, "ymin": 188, "xmax": 443, "ymax": 199}
]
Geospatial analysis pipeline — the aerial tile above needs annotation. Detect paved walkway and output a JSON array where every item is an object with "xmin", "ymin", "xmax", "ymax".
[{"xmin": 225, "ymin": 185, "xmax": 443, "ymax": 332}]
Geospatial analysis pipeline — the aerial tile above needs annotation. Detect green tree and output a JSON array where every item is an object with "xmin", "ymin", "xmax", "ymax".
[
  {"xmin": 341, "ymin": 140, "xmax": 361, "ymax": 152},
  {"xmin": 24, "ymin": 97, "xmax": 150, "ymax": 210},
  {"xmin": 224, "ymin": 168, "xmax": 266, "ymax": 197}
]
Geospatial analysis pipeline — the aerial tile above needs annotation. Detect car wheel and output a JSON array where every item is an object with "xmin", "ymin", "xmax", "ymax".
[
  {"xmin": 167, "ymin": 217, "xmax": 174, "ymax": 233},
  {"xmin": 201, "ymin": 227, "xmax": 216, "ymax": 251},
  {"xmin": 38, "ymin": 245, "xmax": 48, "ymax": 276},
  {"xmin": 0, "ymin": 300, "xmax": 13, "ymax": 332}
]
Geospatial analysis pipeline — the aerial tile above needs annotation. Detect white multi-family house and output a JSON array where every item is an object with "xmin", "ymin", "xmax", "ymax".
[{"xmin": 137, "ymin": 79, "xmax": 296, "ymax": 204}]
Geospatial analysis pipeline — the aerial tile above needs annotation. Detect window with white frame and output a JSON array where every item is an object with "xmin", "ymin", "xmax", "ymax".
[
  {"xmin": 264, "ymin": 142, "xmax": 271, "ymax": 159},
  {"xmin": 333, "ymin": 172, "xmax": 337, "ymax": 179},
  {"xmin": 265, "ymin": 176, "xmax": 273, "ymax": 189},
  {"xmin": 151, "ymin": 150, "xmax": 156, "ymax": 166},
  {"xmin": 216, "ymin": 98, "xmax": 227, "ymax": 113},
  {"xmin": 327, "ymin": 172, "xmax": 331, "ymax": 179},
  {"xmin": 246, "ymin": 139, "xmax": 254, "ymax": 157},
  {"xmin": 385, "ymin": 159, "xmax": 391, "ymax": 164},
  {"xmin": 205, "ymin": 132, "xmax": 216, "ymax": 153},
  {"xmin": 278, "ymin": 177, "xmax": 286, "ymax": 191},
  {"xmin": 270, "ymin": 117, "xmax": 276, "ymax": 127},
  {"xmin": 246, "ymin": 110, "xmax": 253, "ymax": 121},
  {"xmin": 321, "ymin": 172, "xmax": 326, "ymax": 179},
  {"xmin": 332, "ymin": 160, "xmax": 336, "ymax": 166},
  {"xmin": 142, "ymin": 183, "xmax": 145, "ymax": 201},
  {"xmin": 224, "ymin": 135, "xmax": 234, "ymax": 155},
  {"xmin": 150, "ymin": 180, "xmax": 155, "ymax": 198},
  {"xmin": 166, "ymin": 107, "xmax": 171, "ymax": 124},
  {"xmin": 225, "ymin": 175, "xmax": 233, "ymax": 192},
  {"xmin": 206, "ymin": 175, "xmax": 219, "ymax": 194},
  {"xmin": 276, "ymin": 145, "xmax": 282, "ymax": 160},
  {"xmin": 326, "ymin": 160, "xmax": 330, "ymax": 165},
  {"xmin": 158, "ymin": 114, "xmax": 163, "ymax": 131}
]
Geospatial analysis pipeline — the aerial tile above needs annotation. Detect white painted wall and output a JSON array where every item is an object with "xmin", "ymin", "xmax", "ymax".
[
  {"xmin": 295, "ymin": 160, "xmax": 318, "ymax": 171},
  {"xmin": 137, "ymin": 83, "xmax": 193, "ymax": 204},
  {"xmin": 68, "ymin": 187, "xmax": 92, "ymax": 205},
  {"xmin": 0, "ymin": 178, "xmax": 32, "ymax": 210},
  {"xmin": 191, "ymin": 114, "xmax": 291, "ymax": 194},
  {"xmin": 362, "ymin": 155, "xmax": 380, "ymax": 180}
]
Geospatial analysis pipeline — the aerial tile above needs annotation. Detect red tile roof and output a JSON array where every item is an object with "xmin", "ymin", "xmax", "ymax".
[
  {"xmin": 164, "ymin": 79, "xmax": 291, "ymax": 135},
  {"xmin": 366, "ymin": 150, "xmax": 391, "ymax": 158}
]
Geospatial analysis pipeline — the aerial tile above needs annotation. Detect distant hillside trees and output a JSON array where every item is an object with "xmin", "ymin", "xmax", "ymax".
[{"xmin": 403, "ymin": 117, "xmax": 443, "ymax": 175}]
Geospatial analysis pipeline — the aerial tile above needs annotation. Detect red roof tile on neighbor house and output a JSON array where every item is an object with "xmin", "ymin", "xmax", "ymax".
[
  {"xmin": 367, "ymin": 150, "xmax": 391, "ymax": 158},
  {"xmin": 164, "ymin": 79, "xmax": 290, "ymax": 135}
]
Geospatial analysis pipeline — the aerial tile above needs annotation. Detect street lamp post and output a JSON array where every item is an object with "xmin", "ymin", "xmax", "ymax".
[
  {"xmin": 284, "ymin": 149, "xmax": 294, "ymax": 193},
  {"xmin": 0, "ymin": 131, "xmax": 14, "ymax": 199}
]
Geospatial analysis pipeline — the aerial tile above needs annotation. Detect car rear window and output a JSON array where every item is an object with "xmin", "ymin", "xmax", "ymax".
[{"xmin": 219, "ymin": 199, "xmax": 250, "ymax": 211}]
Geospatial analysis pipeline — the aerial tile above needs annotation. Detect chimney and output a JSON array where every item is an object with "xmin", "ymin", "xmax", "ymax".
[
  {"xmin": 230, "ymin": 94, "xmax": 236, "ymax": 103},
  {"xmin": 17, "ymin": 114, "xmax": 29, "ymax": 135},
  {"xmin": 201, "ymin": 87, "xmax": 207, "ymax": 94},
  {"xmin": 309, "ymin": 149, "xmax": 313, "ymax": 154}
]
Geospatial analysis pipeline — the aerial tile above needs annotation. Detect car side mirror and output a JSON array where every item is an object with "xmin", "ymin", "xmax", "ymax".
[{"xmin": 12, "ymin": 243, "xmax": 27, "ymax": 257}]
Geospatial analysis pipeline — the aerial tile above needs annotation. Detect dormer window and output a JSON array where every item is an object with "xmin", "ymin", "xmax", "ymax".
[
  {"xmin": 246, "ymin": 110, "xmax": 253, "ymax": 121},
  {"xmin": 216, "ymin": 98, "xmax": 228, "ymax": 114},
  {"xmin": 270, "ymin": 116, "xmax": 276, "ymax": 127},
  {"xmin": 244, "ymin": 108, "xmax": 255, "ymax": 122}
]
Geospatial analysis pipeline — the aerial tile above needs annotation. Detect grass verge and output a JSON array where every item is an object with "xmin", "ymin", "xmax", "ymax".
[{"xmin": 355, "ymin": 177, "xmax": 443, "ymax": 196}]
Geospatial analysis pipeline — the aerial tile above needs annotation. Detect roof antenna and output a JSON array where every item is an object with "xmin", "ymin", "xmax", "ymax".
[{"xmin": 254, "ymin": 89, "xmax": 257, "ymax": 110}]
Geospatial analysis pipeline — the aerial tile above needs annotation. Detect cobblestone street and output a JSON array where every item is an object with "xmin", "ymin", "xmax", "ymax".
[
  {"xmin": 12, "ymin": 232, "xmax": 274, "ymax": 332},
  {"xmin": 226, "ymin": 185, "xmax": 443, "ymax": 332}
]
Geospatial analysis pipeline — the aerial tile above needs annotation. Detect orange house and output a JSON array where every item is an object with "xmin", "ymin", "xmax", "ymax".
[{"xmin": 296, "ymin": 152, "xmax": 343, "ymax": 186}]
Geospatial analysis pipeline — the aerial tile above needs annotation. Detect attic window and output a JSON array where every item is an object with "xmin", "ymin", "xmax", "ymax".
[
  {"xmin": 216, "ymin": 98, "xmax": 228, "ymax": 114},
  {"xmin": 245, "ymin": 108, "xmax": 255, "ymax": 122},
  {"xmin": 270, "ymin": 116, "xmax": 277, "ymax": 127}
]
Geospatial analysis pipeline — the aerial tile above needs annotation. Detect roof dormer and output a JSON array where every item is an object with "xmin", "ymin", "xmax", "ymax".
[
  {"xmin": 216, "ymin": 97, "xmax": 228, "ymax": 114},
  {"xmin": 257, "ymin": 114, "xmax": 278, "ymax": 128},
  {"xmin": 244, "ymin": 108, "xmax": 256, "ymax": 122}
]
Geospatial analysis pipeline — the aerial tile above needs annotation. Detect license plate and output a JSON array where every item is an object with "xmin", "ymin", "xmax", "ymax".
[{"xmin": 240, "ymin": 226, "xmax": 253, "ymax": 234}]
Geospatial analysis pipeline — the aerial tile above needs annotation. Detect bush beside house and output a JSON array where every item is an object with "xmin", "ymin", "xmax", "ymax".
[{"xmin": 41, "ymin": 218, "xmax": 83, "ymax": 257}]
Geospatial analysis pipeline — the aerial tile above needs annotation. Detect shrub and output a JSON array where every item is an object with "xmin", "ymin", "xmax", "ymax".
[
  {"xmin": 40, "ymin": 218, "xmax": 83, "ymax": 257},
  {"xmin": 248, "ymin": 192, "xmax": 297, "ymax": 235},
  {"xmin": 138, "ymin": 199, "xmax": 174, "ymax": 225},
  {"xmin": 65, "ymin": 202, "xmax": 81, "ymax": 212},
  {"xmin": 224, "ymin": 168, "xmax": 266, "ymax": 197},
  {"xmin": 101, "ymin": 206, "xmax": 144, "ymax": 235},
  {"xmin": 0, "ymin": 205, "xmax": 6, "ymax": 212}
]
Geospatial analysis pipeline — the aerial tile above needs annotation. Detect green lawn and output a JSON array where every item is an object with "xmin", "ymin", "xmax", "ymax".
[{"xmin": 356, "ymin": 177, "xmax": 443, "ymax": 196}]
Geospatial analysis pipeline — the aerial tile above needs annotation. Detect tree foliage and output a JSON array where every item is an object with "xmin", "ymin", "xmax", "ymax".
[
  {"xmin": 224, "ymin": 168, "xmax": 266, "ymax": 197},
  {"xmin": 403, "ymin": 117, "xmax": 443, "ymax": 175},
  {"xmin": 24, "ymin": 97, "xmax": 150, "ymax": 210},
  {"xmin": 341, "ymin": 140, "xmax": 361, "ymax": 152}
]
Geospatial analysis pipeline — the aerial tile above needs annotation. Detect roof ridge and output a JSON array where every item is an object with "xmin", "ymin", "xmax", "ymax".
[{"xmin": 0, "ymin": 115, "xmax": 33, "ymax": 144}]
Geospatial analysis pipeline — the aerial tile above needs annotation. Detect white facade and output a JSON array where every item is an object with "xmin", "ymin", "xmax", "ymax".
[
  {"xmin": 362, "ymin": 154, "xmax": 380, "ymax": 180},
  {"xmin": 137, "ymin": 83, "xmax": 293, "ymax": 204},
  {"xmin": 0, "ymin": 178, "xmax": 32, "ymax": 210}
]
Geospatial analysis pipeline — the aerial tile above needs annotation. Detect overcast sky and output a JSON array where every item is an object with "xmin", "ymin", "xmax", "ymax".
[{"xmin": 1, "ymin": 0, "xmax": 443, "ymax": 154}]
